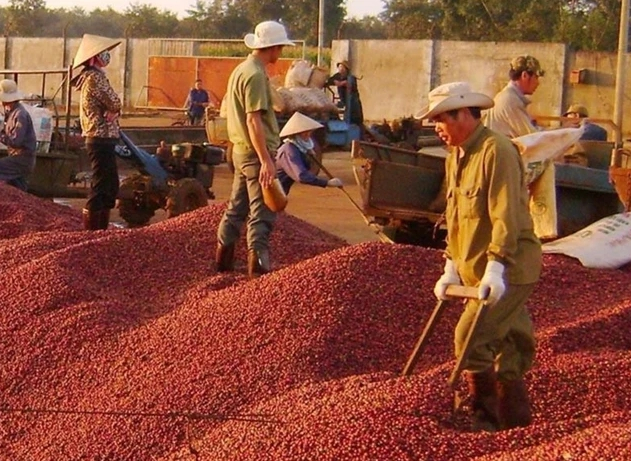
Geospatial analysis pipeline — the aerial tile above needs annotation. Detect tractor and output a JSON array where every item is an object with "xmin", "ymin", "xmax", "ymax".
[{"xmin": 115, "ymin": 131, "xmax": 224, "ymax": 227}]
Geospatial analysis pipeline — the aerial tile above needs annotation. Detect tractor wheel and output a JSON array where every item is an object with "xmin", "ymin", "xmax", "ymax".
[
  {"xmin": 117, "ymin": 198, "xmax": 155, "ymax": 227},
  {"xmin": 166, "ymin": 178, "xmax": 208, "ymax": 219},
  {"xmin": 117, "ymin": 175, "xmax": 155, "ymax": 227}
]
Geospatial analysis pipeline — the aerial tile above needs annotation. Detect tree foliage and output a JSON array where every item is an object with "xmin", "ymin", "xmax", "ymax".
[{"xmin": 0, "ymin": 0, "xmax": 625, "ymax": 51}]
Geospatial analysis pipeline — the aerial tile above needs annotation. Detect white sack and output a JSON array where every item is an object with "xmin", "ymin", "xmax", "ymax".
[{"xmin": 542, "ymin": 213, "xmax": 631, "ymax": 269}]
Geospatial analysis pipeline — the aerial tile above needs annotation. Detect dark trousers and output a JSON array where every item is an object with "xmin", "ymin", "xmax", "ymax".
[{"xmin": 85, "ymin": 138, "xmax": 119, "ymax": 212}]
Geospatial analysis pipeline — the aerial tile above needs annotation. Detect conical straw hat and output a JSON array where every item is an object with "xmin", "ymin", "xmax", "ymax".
[
  {"xmin": 72, "ymin": 34, "xmax": 121, "ymax": 69},
  {"xmin": 279, "ymin": 112, "xmax": 323, "ymax": 138}
]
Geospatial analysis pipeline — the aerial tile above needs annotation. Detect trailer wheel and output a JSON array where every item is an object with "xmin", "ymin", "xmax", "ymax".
[{"xmin": 166, "ymin": 178, "xmax": 208, "ymax": 219}]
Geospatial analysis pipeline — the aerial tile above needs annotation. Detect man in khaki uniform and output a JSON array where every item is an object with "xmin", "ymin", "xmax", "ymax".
[
  {"xmin": 418, "ymin": 82, "xmax": 542, "ymax": 432},
  {"xmin": 215, "ymin": 21, "xmax": 294, "ymax": 278}
]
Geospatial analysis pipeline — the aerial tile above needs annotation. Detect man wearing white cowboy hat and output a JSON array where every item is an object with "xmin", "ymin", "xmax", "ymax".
[
  {"xmin": 216, "ymin": 20, "xmax": 294, "ymax": 278},
  {"xmin": 420, "ymin": 82, "xmax": 541, "ymax": 432},
  {"xmin": 72, "ymin": 34, "xmax": 122, "ymax": 231},
  {"xmin": 0, "ymin": 79, "xmax": 37, "ymax": 191},
  {"xmin": 276, "ymin": 111, "xmax": 343, "ymax": 195}
]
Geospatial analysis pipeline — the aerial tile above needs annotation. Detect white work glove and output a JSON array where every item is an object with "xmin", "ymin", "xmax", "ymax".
[
  {"xmin": 478, "ymin": 260, "xmax": 506, "ymax": 305},
  {"xmin": 327, "ymin": 177, "xmax": 343, "ymax": 188},
  {"xmin": 433, "ymin": 259, "xmax": 461, "ymax": 300}
]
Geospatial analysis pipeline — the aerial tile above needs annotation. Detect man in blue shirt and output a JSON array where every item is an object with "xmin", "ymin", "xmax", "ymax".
[{"xmin": 184, "ymin": 79, "xmax": 210, "ymax": 125}]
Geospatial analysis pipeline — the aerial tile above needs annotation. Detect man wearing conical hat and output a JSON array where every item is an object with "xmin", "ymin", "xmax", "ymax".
[
  {"xmin": 276, "ymin": 112, "xmax": 343, "ymax": 194},
  {"xmin": 0, "ymin": 79, "xmax": 37, "ymax": 190},
  {"xmin": 215, "ymin": 21, "xmax": 294, "ymax": 278},
  {"xmin": 72, "ymin": 34, "xmax": 122, "ymax": 230},
  {"xmin": 417, "ymin": 82, "xmax": 541, "ymax": 432}
]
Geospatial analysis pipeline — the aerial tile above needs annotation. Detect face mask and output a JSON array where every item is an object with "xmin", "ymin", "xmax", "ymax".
[
  {"xmin": 97, "ymin": 50, "xmax": 111, "ymax": 66},
  {"xmin": 289, "ymin": 136, "xmax": 314, "ymax": 153}
]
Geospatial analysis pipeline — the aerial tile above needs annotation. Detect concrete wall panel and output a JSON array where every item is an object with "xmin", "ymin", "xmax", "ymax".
[{"xmin": 344, "ymin": 40, "xmax": 434, "ymax": 121}]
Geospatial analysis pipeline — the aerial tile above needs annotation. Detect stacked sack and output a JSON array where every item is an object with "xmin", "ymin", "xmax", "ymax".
[{"xmin": 272, "ymin": 60, "xmax": 339, "ymax": 118}]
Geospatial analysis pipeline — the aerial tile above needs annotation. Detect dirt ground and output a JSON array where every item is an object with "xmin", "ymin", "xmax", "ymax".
[{"xmin": 58, "ymin": 150, "xmax": 381, "ymax": 245}]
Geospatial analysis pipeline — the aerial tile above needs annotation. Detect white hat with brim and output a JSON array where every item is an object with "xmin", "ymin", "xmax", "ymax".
[
  {"xmin": 279, "ymin": 112, "xmax": 323, "ymax": 138},
  {"xmin": 244, "ymin": 21, "xmax": 295, "ymax": 49},
  {"xmin": 415, "ymin": 82, "xmax": 494, "ymax": 120},
  {"xmin": 0, "ymin": 79, "xmax": 24, "ymax": 103},
  {"xmin": 72, "ymin": 34, "xmax": 122, "ymax": 69}
]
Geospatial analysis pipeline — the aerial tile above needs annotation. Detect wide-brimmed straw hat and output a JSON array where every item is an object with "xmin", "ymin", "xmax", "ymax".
[
  {"xmin": 0, "ymin": 79, "xmax": 24, "ymax": 103},
  {"xmin": 337, "ymin": 60, "xmax": 350, "ymax": 71},
  {"xmin": 415, "ymin": 81, "xmax": 494, "ymax": 120},
  {"xmin": 244, "ymin": 21, "xmax": 295, "ymax": 50},
  {"xmin": 72, "ymin": 34, "xmax": 121, "ymax": 69},
  {"xmin": 279, "ymin": 112, "xmax": 323, "ymax": 138}
]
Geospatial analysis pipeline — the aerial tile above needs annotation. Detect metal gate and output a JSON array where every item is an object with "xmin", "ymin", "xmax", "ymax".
[{"xmin": 140, "ymin": 38, "xmax": 306, "ymax": 110}]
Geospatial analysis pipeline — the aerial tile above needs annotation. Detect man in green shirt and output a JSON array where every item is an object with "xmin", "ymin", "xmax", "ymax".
[
  {"xmin": 418, "ymin": 82, "xmax": 542, "ymax": 432},
  {"xmin": 216, "ymin": 21, "xmax": 294, "ymax": 278}
]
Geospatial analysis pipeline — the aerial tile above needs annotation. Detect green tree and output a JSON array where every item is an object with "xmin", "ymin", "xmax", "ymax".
[
  {"xmin": 124, "ymin": 3, "xmax": 179, "ymax": 37},
  {"xmin": 5, "ymin": 0, "xmax": 47, "ymax": 36}
]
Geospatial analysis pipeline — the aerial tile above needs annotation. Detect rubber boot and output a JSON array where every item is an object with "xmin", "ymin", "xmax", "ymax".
[
  {"xmin": 98, "ymin": 209, "xmax": 110, "ymax": 230},
  {"xmin": 82, "ymin": 208, "xmax": 102, "ymax": 231},
  {"xmin": 216, "ymin": 243, "xmax": 236, "ymax": 272},
  {"xmin": 247, "ymin": 248, "xmax": 271, "ymax": 278},
  {"xmin": 465, "ymin": 368, "xmax": 501, "ymax": 432},
  {"xmin": 497, "ymin": 378, "xmax": 532, "ymax": 429}
]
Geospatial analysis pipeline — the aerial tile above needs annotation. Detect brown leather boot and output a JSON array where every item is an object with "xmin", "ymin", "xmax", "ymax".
[
  {"xmin": 82, "ymin": 208, "xmax": 102, "ymax": 231},
  {"xmin": 216, "ymin": 243, "xmax": 236, "ymax": 272},
  {"xmin": 247, "ymin": 248, "xmax": 270, "ymax": 278},
  {"xmin": 465, "ymin": 368, "xmax": 501, "ymax": 432},
  {"xmin": 497, "ymin": 378, "xmax": 532, "ymax": 429}
]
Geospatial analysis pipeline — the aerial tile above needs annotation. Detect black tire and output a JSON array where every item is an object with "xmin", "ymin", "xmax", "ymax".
[
  {"xmin": 166, "ymin": 178, "xmax": 208, "ymax": 219},
  {"xmin": 117, "ymin": 199, "xmax": 155, "ymax": 227},
  {"xmin": 117, "ymin": 175, "xmax": 155, "ymax": 227}
]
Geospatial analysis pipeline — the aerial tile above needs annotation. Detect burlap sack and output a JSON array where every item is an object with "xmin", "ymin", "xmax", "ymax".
[{"xmin": 284, "ymin": 60, "xmax": 314, "ymax": 88}]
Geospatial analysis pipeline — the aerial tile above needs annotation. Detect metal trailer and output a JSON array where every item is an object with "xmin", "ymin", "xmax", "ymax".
[{"xmin": 351, "ymin": 139, "xmax": 626, "ymax": 247}]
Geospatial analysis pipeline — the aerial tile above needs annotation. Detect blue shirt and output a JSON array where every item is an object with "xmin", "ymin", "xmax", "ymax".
[
  {"xmin": 185, "ymin": 88, "xmax": 209, "ymax": 117},
  {"xmin": 276, "ymin": 142, "xmax": 327, "ymax": 194}
]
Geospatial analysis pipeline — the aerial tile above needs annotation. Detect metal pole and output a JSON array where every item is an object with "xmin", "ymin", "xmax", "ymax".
[
  {"xmin": 317, "ymin": 0, "xmax": 325, "ymax": 67},
  {"xmin": 614, "ymin": 0, "xmax": 630, "ymax": 146}
]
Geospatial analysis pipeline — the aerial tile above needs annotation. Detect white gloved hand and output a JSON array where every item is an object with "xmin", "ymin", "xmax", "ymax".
[
  {"xmin": 478, "ymin": 260, "xmax": 505, "ymax": 305},
  {"xmin": 327, "ymin": 177, "xmax": 343, "ymax": 188},
  {"xmin": 433, "ymin": 259, "xmax": 461, "ymax": 300}
]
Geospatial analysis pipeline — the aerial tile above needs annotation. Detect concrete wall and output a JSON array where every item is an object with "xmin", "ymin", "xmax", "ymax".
[
  {"xmin": 330, "ymin": 40, "xmax": 434, "ymax": 120},
  {"xmin": 2, "ymin": 37, "xmax": 631, "ymax": 137},
  {"xmin": 333, "ymin": 39, "xmax": 631, "ymax": 138}
]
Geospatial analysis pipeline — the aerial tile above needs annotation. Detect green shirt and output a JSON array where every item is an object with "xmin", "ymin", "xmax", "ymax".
[
  {"xmin": 226, "ymin": 54, "xmax": 280, "ymax": 155},
  {"xmin": 445, "ymin": 123, "xmax": 541, "ymax": 286}
]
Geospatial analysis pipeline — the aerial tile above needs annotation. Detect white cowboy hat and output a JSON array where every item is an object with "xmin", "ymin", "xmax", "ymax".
[
  {"xmin": 415, "ymin": 82, "xmax": 494, "ymax": 120},
  {"xmin": 279, "ymin": 112, "xmax": 323, "ymax": 138},
  {"xmin": 0, "ymin": 79, "xmax": 24, "ymax": 103},
  {"xmin": 72, "ymin": 34, "xmax": 121, "ymax": 69},
  {"xmin": 244, "ymin": 21, "xmax": 295, "ymax": 50}
]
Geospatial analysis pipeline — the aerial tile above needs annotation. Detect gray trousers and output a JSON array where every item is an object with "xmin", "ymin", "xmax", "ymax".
[
  {"xmin": 217, "ymin": 151, "xmax": 276, "ymax": 252},
  {"xmin": 0, "ymin": 153, "xmax": 35, "ymax": 183}
]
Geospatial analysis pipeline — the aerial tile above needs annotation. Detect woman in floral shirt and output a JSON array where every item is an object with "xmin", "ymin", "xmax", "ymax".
[{"xmin": 72, "ymin": 34, "xmax": 122, "ymax": 230}]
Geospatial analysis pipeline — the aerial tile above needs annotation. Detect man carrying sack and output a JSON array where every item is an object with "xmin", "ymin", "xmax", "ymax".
[
  {"xmin": 418, "ymin": 82, "xmax": 541, "ymax": 432},
  {"xmin": 72, "ymin": 34, "xmax": 122, "ymax": 230},
  {"xmin": 484, "ymin": 55, "xmax": 557, "ymax": 240},
  {"xmin": 215, "ymin": 21, "xmax": 294, "ymax": 278}
]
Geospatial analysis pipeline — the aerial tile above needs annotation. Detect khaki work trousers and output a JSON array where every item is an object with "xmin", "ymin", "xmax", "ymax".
[
  {"xmin": 454, "ymin": 283, "xmax": 536, "ymax": 380},
  {"xmin": 217, "ymin": 151, "xmax": 276, "ymax": 252}
]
